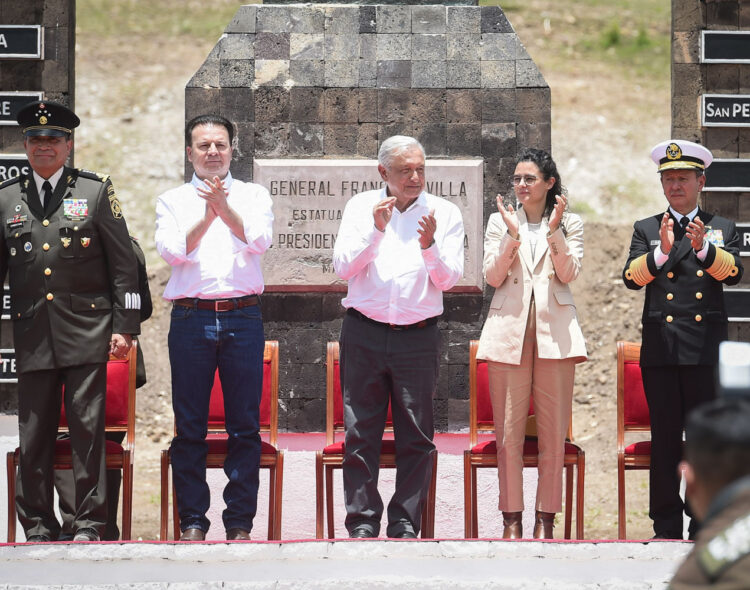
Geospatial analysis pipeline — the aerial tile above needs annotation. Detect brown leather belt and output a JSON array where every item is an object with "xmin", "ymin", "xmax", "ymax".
[
  {"xmin": 347, "ymin": 307, "xmax": 438, "ymax": 330},
  {"xmin": 173, "ymin": 295, "xmax": 259, "ymax": 312}
]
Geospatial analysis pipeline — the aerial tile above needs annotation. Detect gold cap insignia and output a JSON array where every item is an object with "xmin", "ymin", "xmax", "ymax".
[{"xmin": 666, "ymin": 143, "xmax": 682, "ymax": 160}]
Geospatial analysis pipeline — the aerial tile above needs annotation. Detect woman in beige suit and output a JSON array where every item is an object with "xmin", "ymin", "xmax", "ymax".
[{"xmin": 476, "ymin": 148, "xmax": 587, "ymax": 539}]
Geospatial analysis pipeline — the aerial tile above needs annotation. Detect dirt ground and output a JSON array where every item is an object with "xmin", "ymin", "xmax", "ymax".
[{"xmin": 71, "ymin": 19, "xmax": 668, "ymax": 542}]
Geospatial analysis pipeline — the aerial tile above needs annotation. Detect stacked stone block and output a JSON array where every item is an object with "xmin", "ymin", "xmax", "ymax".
[
  {"xmin": 672, "ymin": 0, "xmax": 750, "ymax": 343},
  {"xmin": 186, "ymin": 3, "xmax": 550, "ymax": 431},
  {"xmin": 0, "ymin": 0, "xmax": 75, "ymax": 155}
]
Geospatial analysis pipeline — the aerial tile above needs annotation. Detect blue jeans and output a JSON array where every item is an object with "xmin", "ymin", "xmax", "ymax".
[{"xmin": 168, "ymin": 303, "xmax": 264, "ymax": 533}]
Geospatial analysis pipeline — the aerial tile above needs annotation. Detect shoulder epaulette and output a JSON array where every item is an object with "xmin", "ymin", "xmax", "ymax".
[
  {"xmin": 0, "ymin": 176, "xmax": 22, "ymax": 190},
  {"xmin": 76, "ymin": 169, "xmax": 110, "ymax": 183},
  {"xmin": 698, "ymin": 512, "xmax": 750, "ymax": 581}
]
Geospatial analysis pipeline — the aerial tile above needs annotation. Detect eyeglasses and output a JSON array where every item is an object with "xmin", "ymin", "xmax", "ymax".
[{"xmin": 512, "ymin": 175, "xmax": 539, "ymax": 186}]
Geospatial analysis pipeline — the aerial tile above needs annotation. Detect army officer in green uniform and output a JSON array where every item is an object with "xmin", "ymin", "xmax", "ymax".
[{"xmin": 0, "ymin": 101, "xmax": 141, "ymax": 542}]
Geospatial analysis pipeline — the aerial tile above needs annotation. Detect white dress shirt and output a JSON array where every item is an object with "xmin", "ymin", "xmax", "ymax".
[
  {"xmin": 155, "ymin": 172, "xmax": 274, "ymax": 299},
  {"xmin": 33, "ymin": 168, "xmax": 63, "ymax": 206},
  {"xmin": 333, "ymin": 188, "xmax": 464, "ymax": 325}
]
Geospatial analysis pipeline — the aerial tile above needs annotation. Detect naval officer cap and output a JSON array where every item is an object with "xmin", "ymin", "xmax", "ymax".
[
  {"xmin": 651, "ymin": 139, "xmax": 713, "ymax": 173},
  {"xmin": 16, "ymin": 100, "xmax": 80, "ymax": 137}
]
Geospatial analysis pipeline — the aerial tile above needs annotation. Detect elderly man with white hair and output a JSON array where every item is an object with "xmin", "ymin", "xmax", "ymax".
[{"xmin": 333, "ymin": 136, "xmax": 464, "ymax": 539}]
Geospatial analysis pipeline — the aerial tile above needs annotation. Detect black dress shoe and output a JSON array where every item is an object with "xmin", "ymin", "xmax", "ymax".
[
  {"xmin": 392, "ymin": 531, "xmax": 417, "ymax": 539},
  {"xmin": 349, "ymin": 527, "xmax": 376, "ymax": 538},
  {"xmin": 226, "ymin": 528, "xmax": 251, "ymax": 540},
  {"xmin": 26, "ymin": 534, "xmax": 51, "ymax": 543},
  {"xmin": 180, "ymin": 527, "xmax": 206, "ymax": 541},
  {"xmin": 73, "ymin": 528, "xmax": 100, "ymax": 542}
]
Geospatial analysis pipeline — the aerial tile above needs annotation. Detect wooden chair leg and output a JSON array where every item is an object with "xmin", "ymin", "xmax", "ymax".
[
  {"xmin": 273, "ymin": 450, "xmax": 284, "ymax": 540},
  {"xmin": 315, "ymin": 451, "xmax": 324, "ymax": 539},
  {"xmin": 618, "ymin": 457, "xmax": 626, "ymax": 540},
  {"xmin": 325, "ymin": 464, "xmax": 336, "ymax": 538},
  {"xmin": 6, "ymin": 451, "xmax": 17, "ymax": 543},
  {"xmin": 421, "ymin": 450, "xmax": 437, "ymax": 538},
  {"xmin": 463, "ymin": 451, "xmax": 473, "ymax": 539},
  {"xmin": 159, "ymin": 449, "xmax": 170, "ymax": 541},
  {"xmin": 576, "ymin": 451, "xmax": 585, "ymax": 540},
  {"xmin": 564, "ymin": 463, "xmax": 573, "ymax": 539},
  {"xmin": 470, "ymin": 464, "xmax": 479, "ymax": 538},
  {"xmin": 172, "ymin": 477, "xmax": 180, "ymax": 540},
  {"xmin": 266, "ymin": 463, "xmax": 276, "ymax": 540},
  {"xmin": 121, "ymin": 451, "xmax": 133, "ymax": 540}
]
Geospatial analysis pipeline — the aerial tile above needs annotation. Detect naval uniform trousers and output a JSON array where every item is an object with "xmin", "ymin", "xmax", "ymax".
[
  {"xmin": 641, "ymin": 364, "xmax": 715, "ymax": 538},
  {"xmin": 168, "ymin": 302, "xmax": 264, "ymax": 534},
  {"xmin": 16, "ymin": 363, "xmax": 108, "ymax": 539},
  {"xmin": 339, "ymin": 309, "xmax": 440, "ymax": 537}
]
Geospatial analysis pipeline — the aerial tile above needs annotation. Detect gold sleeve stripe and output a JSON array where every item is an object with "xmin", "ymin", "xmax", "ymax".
[
  {"xmin": 625, "ymin": 254, "xmax": 654, "ymax": 286},
  {"xmin": 707, "ymin": 248, "xmax": 739, "ymax": 281}
]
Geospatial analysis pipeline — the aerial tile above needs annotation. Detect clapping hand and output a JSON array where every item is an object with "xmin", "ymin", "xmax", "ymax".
[
  {"xmin": 548, "ymin": 194, "xmax": 567, "ymax": 233},
  {"xmin": 373, "ymin": 196, "xmax": 397, "ymax": 232},
  {"xmin": 197, "ymin": 176, "xmax": 229, "ymax": 219},
  {"xmin": 685, "ymin": 216, "xmax": 706, "ymax": 251},
  {"xmin": 496, "ymin": 195, "xmax": 519, "ymax": 239},
  {"xmin": 659, "ymin": 211, "xmax": 674, "ymax": 254},
  {"xmin": 417, "ymin": 209, "xmax": 436, "ymax": 249}
]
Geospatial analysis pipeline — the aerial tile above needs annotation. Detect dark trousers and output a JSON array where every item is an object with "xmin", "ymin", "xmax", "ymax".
[
  {"xmin": 641, "ymin": 364, "xmax": 716, "ymax": 537},
  {"xmin": 16, "ymin": 364, "xmax": 108, "ymax": 539},
  {"xmin": 339, "ymin": 312, "xmax": 439, "ymax": 537},
  {"xmin": 55, "ymin": 431, "xmax": 126, "ymax": 540},
  {"xmin": 168, "ymin": 304, "xmax": 264, "ymax": 534}
]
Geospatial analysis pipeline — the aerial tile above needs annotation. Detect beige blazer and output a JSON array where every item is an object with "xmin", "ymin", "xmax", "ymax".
[{"xmin": 476, "ymin": 208, "xmax": 587, "ymax": 365}]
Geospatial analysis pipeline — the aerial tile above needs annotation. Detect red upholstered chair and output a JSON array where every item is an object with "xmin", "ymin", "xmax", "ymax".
[
  {"xmin": 315, "ymin": 341, "xmax": 437, "ymax": 539},
  {"xmin": 6, "ymin": 342, "xmax": 138, "ymax": 542},
  {"xmin": 616, "ymin": 340, "xmax": 651, "ymax": 539},
  {"xmin": 463, "ymin": 340, "xmax": 585, "ymax": 539},
  {"xmin": 159, "ymin": 340, "xmax": 283, "ymax": 540}
]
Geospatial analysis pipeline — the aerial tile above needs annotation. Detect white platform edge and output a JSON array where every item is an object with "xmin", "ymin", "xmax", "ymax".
[{"xmin": 0, "ymin": 538, "xmax": 691, "ymax": 589}]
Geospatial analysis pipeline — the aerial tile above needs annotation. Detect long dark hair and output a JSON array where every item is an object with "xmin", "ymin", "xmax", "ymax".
[{"xmin": 516, "ymin": 148, "xmax": 565, "ymax": 220}]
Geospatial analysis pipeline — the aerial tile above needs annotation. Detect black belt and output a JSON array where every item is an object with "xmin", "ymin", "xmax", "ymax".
[
  {"xmin": 173, "ymin": 295, "xmax": 259, "ymax": 312},
  {"xmin": 347, "ymin": 307, "xmax": 438, "ymax": 330}
]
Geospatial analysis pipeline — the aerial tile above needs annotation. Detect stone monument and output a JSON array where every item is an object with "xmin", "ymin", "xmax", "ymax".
[{"xmin": 185, "ymin": 0, "xmax": 551, "ymax": 431}]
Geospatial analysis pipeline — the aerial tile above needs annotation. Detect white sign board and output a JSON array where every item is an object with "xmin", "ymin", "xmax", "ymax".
[{"xmin": 254, "ymin": 159, "xmax": 483, "ymax": 292}]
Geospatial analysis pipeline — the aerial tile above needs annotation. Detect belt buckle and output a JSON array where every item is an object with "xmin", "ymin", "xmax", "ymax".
[{"xmin": 214, "ymin": 299, "xmax": 231, "ymax": 312}]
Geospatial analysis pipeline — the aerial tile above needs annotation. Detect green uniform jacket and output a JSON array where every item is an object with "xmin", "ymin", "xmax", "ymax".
[
  {"xmin": 669, "ymin": 478, "xmax": 750, "ymax": 589},
  {"xmin": 0, "ymin": 167, "xmax": 141, "ymax": 373}
]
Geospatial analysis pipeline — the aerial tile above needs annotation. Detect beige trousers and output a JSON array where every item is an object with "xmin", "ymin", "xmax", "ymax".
[{"xmin": 487, "ymin": 300, "xmax": 576, "ymax": 513}]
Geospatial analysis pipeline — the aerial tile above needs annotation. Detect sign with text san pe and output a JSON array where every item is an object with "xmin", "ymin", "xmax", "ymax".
[
  {"xmin": 703, "ymin": 95, "xmax": 750, "ymax": 127},
  {"xmin": 0, "ymin": 25, "xmax": 43, "ymax": 59}
]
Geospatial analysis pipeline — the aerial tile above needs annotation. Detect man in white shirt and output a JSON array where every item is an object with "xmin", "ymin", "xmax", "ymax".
[
  {"xmin": 333, "ymin": 135, "xmax": 464, "ymax": 538},
  {"xmin": 155, "ymin": 114, "xmax": 273, "ymax": 541}
]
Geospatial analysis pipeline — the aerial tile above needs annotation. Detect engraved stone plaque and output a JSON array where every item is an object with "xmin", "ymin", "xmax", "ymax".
[{"xmin": 254, "ymin": 158, "xmax": 483, "ymax": 292}]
